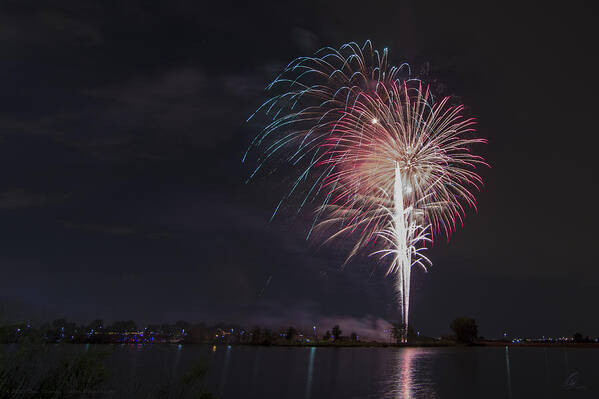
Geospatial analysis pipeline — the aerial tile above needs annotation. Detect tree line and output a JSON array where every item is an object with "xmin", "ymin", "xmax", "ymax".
[{"xmin": 0, "ymin": 319, "xmax": 361, "ymax": 345}]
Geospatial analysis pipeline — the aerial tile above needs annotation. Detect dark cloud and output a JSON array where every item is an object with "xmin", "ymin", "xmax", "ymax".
[
  {"xmin": 0, "ymin": 1, "xmax": 104, "ymax": 49},
  {"xmin": 60, "ymin": 221, "xmax": 136, "ymax": 236},
  {"xmin": 291, "ymin": 28, "xmax": 320, "ymax": 53},
  {"xmin": 0, "ymin": 189, "xmax": 66, "ymax": 209}
]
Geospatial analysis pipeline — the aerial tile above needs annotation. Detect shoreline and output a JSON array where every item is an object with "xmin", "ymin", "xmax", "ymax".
[{"xmin": 4, "ymin": 341, "xmax": 599, "ymax": 349}]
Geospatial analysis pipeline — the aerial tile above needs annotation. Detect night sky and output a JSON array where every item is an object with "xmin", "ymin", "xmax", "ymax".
[{"xmin": 1, "ymin": 0, "xmax": 598, "ymax": 339}]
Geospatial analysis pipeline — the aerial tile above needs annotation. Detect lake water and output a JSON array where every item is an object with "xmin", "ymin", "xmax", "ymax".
[{"xmin": 5, "ymin": 344, "xmax": 599, "ymax": 398}]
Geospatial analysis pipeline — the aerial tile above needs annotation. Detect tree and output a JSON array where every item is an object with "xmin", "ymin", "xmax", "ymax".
[
  {"xmin": 87, "ymin": 319, "xmax": 103, "ymax": 332},
  {"xmin": 250, "ymin": 327, "xmax": 262, "ymax": 345},
  {"xmin": 392, "ymin": 323, "xmax": 406, "ymax": 344},
  {"xmin": 332, "ymin": 325, "xmax": 342, "ymax": 341},
  {"xmin": 51, "ymin": 319, "xmax": 77, "ymax": 341},
  {"xmin": 39, "ymin": 322, "xmax": 53, "ymax": 341},
  {"xmin": 391, "ymin": 322, "xmax": 417, "ymax": 344},
  {"xmin": 175, "ymin": 320, "xmax": 192, "ymax": 333},
  {"xmin": 285, "ymin": 326, "xmax": 297, "ymax": 341},
  {"xmin": 261, "ymin": 328, "xmax": 274, "ymax": 345},
  {"xmin": 161, "ymin": 323, "xmax": 174, "ymax": 334},
  {"xmin": 0, "ymin": 323, "xmax": 42, "ymax": 344},
  {"xmin": 450, "ymin": 317, "xmax": 478, "ymax": 344},
  {"xmin": 108, "ymin": 320, "xmax": 137, "ymax": 333},
  {"xmin": 323, "ymin": 330, "xmax": 331, "ymax": 341},
  {"xmin": 52, "ymin": 319, "xmax": 67, "ymax": 329},
  {"xmin": 573, "ymin": 332, "xmax": 584, "ymax": 343}
]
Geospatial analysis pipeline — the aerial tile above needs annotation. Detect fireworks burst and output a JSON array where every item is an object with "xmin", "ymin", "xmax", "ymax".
[{"xmin": 245, "ymin": 41, "xmax": 486, "ymax": 339}]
